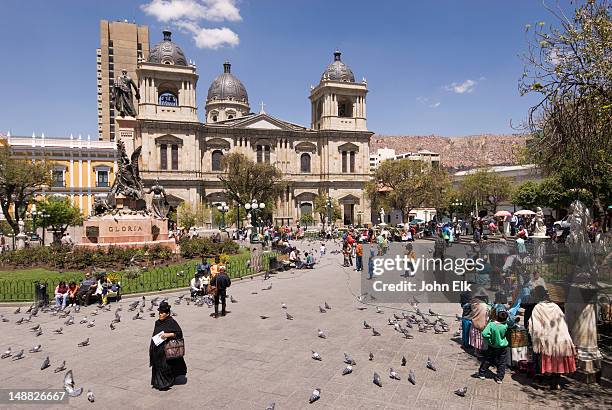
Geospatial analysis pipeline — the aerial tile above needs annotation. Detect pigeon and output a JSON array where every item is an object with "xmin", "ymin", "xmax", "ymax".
[
  {"xmin": 317, "ymin": 329, "xmax": 327, "ymax": 339},
  {"xmin": 428, "ymin": 308, "xmax": 437, "ymax": 316},
  {"xmin": 1, "ymin": 347, "xmax": 11, "ymax": 359},
  {"xmin": 29, "ymin": 344, "xmax": 42, "ymax": 353},
  {"xmin": 434, "ymin": 324, "xmax": 443, "ymax": 334},
  {"xmin": 393, "ymin": 313, "xmax": 402, "ymax": 320},
  {"xmin": 389, "ymin": 368, "xmax": 401, "ymax": 380},
  {"xmin": 324, "ymin": 302, "xmax": 331, "ymax": 310},
  {"xmin": 388, "ymin": 318, "xmax": 396, "ymax": 326},
  {"xmin": 262, "ymin": 284, "xmax": 272, "ymax": 291},
  {"xmin": 426, "ymin": 357, "xmax": 437, "ymax": 371},
  {"xmin": 110, "ymin": 322, "xmax": 116, "ymax": 330},
  {"xmin": 372, "ymin": 328, "xmax": 381, "ymax": 336},
  {"xmin": 311, "ymin": 351, "xmax": 322, "ymax": 361},
  {"xmin": 15, "ymin": 317, "xmax": 24, "ymax": 325},
  {"xmin": 26, "ymin": 304, "xmax": 34, "ymax": 313},
  {"xmin": 35, "ymin": 329, "xmax": 43, "ymax": 337},
  {"xmin": 12, "ymin": 349, "xmax": 24, "ymax": 360},
  {"xmin": 401, "ymin": 356, "xmax": 407, "ymax": 366},
  {"xmin": 408, "ymin": 369, "xmax": 416, "ymax": 385},
  {"xmin": 369, "ymin": 352, "xmax": 374, "ymax": 361},
  {"xmin": 281, "ymin": 303, "xmax": 287, "ymax": 309},
  {"xmin": 90, "ymin": 311, "xmax": 98, "ymax": 316},
  {"xmin": 286, "ymin": 313, "xmax": 294, "ymax": 320},
  {"xmin": 132, "ymin": 312, "xmax": 141, "ymax": 320},
  {"xmin": 363, "ymin": 320, "xmax": 371, "ymax": 329},
  {"xmin": 24, "ymin": 314, "xmax": 32, "ymax": 322},
  {"xmin": 30, "ymin": 324, "xmax": 41, "ymax": 331},
  {"xmin": 150, "ymin": 312, "xmax": 156, "ymax": 317},
  {"xmin": 260, "ymin": 315, "xmax": 270, "ymax": 319},
  {"xmin": 265, "ymin": 403, "xmax": 275, "ymax": 410},
  {"xmin": 356, "ymin": 306, "xmax": 367, "ymax": 311},
  {"xmin": 87, "ymin": 389, "xmax": 95, "ymax": 403},
  {"xmin": 65, "ymin": 316, "xmax": 74, "ymax": 326},
  {"xmin": 308, "ymin": 388, "xmax": 321, "ymax": 404},
  {"xmin": 394, "ymin": 323, "xmax": 402, "ymax": 332},
  {"xmin": 373, "ymin": 372, "xmax": 383, "ymax": 387},
  {"xmin": 343, "ymin": 353, "xmax": 356, "ymax": 366},
  {"xmin": 113, "ymin": 312, "xmax": 121, "ymax": 323},
  {"xmin": 376, "ymin": 306, "xmax": 383, "ymax": 314},
  {"xmin": 54, "ymin": 360, "xmax": 66, "ymax": 373},
  {"xmin": 416, "ymin": 308, "xmax": 422, "ymax": 316},
  {"xmin": 54, "ymin": 327, "xmax": 63, "ymax": 334},
  {"xmin": 87, "ymin": 320, "xmax": 95, "ymax": 328},
  {"xmin": 14, "ymin": 307, "xmax": 21, "ymax": 314},
  {"xmin": 74, "ymin": 305, "xmax": 80, "ymax": 313},
  {"xmin": 454, "ymin": 386, "xmax": 468, "ymax": 397},
  {"xmin": 1, "ymin": 315, "xmax": 8, "ymax": 322},
  {"xmin": 230, "ymin": 295, "xmax": 237, "ymax": 303},
  {"xmin": 342, "ymin": 365, "xmax": 353, "ymax": 375},
  {"xmin": 63, "ymin": 370, "xmax": 83, "ymax": 397},
  {"xmin": 318, "ymin": 306, "xmax": 326, "ymax": 313},
  {"xmin": 418, "ymin": 324, "xmax": 426, "ymax": 333},
  {"xmin": 79, "ymin": 317, "xmax": 88, "ymax": 324},
  {"xmin": 401, "ymin": 329, "xmax": 414, "ymax": 339},
  {"xmin": 41, "ymin": 356, "xmax": 50, "ymax": 370},
  {"xmin": 77, "ymin": 338, "xmax": 89, "ymax": 347}
]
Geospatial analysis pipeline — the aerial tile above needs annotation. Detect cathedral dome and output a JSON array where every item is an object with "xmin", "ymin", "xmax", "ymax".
[
  {"xmin": 148, "ymin": 30, "xmax": 188, "ymax": 66},
  {"xmin": 207, "ymin": 62, "xmax": 249, "ymax": 103},
  {"xmin": 321, "ymin": 50, "xmax": 355, "ymax": 82}
]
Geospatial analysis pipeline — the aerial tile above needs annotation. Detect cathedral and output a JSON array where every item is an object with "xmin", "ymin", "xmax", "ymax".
[{"xmin": 124, "ymin": 30, "xmax": 372, "ymax": 227}]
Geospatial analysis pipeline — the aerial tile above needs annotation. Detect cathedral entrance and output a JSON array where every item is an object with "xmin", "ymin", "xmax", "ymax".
[{"xmin": 343, "ymin": 204, "xmax": 354, "ymax": 226}]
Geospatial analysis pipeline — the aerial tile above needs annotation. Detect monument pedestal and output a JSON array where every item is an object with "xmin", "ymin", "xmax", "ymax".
[
  {"xmin": 15, "ymin": 233, "xmax": 27, "ymax": 250},
  {"xmin": 78, "ymin": 212, "xmax": 176, "ymax": 251}
]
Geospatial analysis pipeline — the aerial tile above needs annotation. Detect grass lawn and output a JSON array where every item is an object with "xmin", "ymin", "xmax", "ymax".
[{"xmin": 0, "ymin": 248, "xmax": 276, "ymax": 302}]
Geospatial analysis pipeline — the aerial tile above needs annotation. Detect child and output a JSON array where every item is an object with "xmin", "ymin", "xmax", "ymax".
[
  {"xmin": 320, "ymin": 243, "xmax": 326, "ymax": 257},
  {"xmin": 478, "ymin": 309, "xmax": 509, "ymax": 384}
]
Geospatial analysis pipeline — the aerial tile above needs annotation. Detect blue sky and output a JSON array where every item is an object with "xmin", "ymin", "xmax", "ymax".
[{"xmin": 1, "ymin": 0, "xmax": 572, "ymax": 138}]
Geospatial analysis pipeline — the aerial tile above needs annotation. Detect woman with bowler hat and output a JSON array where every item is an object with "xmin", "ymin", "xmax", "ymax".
[{"xmin": 149, "ymin": 301, "xmax": 187, "ymax": 390}]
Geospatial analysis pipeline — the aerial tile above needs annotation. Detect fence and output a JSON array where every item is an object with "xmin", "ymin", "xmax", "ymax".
[{"xmin": 0, "ymin": 252, "xmax": 277, "ymax": 303}]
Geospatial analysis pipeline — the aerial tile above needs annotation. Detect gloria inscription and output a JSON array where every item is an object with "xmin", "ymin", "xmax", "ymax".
[{"xmin": 109, "ymin": 225, "xmax": 144, "ymax": 233}]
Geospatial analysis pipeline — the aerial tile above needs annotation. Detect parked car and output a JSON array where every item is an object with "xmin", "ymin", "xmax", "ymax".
[{"xmin": 553, "ymin": 216, "xmax": 571, "ymax": 231}]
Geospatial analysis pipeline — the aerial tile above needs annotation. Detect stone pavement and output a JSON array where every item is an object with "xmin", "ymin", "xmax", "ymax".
[{"xmin": 0, "ymin": 240, "xmax": 610, "ymax": 409}]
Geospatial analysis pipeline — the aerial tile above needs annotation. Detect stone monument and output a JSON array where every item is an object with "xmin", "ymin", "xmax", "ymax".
[
  {"xmin": 79, "ymin": 140, "xmax": 175, "ymax": 250},
  {"xmin": 563, "ymin": 200, "xmax": 602, "ymax": 382},
  {"xmin": 15, "ymin": 219, "xmax": 27, "ymax": 250}
]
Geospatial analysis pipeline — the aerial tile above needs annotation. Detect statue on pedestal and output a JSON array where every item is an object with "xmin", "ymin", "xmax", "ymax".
[
  {"xmin": 148, "ymin": 178, "xmax": 169, "ymax": 219},
  {"xmin": 112, "ymin": 69, "xmax": 140, "ymax": 118},
  {"xmin": 379, "ymin": 208, "xmax": 386, "ymax": 225},
  {"xmin": 533, "ymin": 206, "xmax": 547, "ymax": 236}
]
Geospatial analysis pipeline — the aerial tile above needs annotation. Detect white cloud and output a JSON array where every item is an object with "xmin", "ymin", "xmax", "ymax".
[
  {"xmin": 416, "ymin": 96, "xmax": 441, "ymax": 109},
  {"xmin": 176, "ymin": 21, "xmax": 239, "ymax": 49},
  {"xmin": 141, "ymin": 0, "xmax": 241, "ymax": 22},
  {"xmin": 429, "ymin": 102, "xmax": 441, "ymax": 108},
  {"xmin": 444, "ymin": 79, "xmax": 477, "ymax": 94},
  {"xmin": 141, "ymin": 0, "xmax": 241, "ymax": 49}
]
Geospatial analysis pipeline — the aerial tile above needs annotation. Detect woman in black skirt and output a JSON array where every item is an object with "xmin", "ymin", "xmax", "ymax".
[{"xmin": 149, "ymin": 301, "xmax": 187, "ymax": 390}]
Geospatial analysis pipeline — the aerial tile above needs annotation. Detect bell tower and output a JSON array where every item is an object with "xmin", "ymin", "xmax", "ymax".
[{"xmin": 309, "ymin": 50, "xmax": 368, "ymax": 131}]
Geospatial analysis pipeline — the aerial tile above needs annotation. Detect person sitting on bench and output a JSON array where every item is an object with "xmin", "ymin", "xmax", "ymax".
[
  {"xmin": 304, "ymin": 252, "xmax": 315, "ymax": 269},
  {"xmin": 76, "ymin": 272, "xmax": 98, "ymax": 306}
]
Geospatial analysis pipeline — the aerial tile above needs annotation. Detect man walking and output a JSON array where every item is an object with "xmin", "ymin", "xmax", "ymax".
[{"xmin": 209, "ymin": 266, "xmax": 231, "ymax": 318}]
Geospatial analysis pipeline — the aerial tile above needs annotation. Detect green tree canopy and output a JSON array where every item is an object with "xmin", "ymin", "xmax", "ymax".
[
  {"xmin": 0, "ymin": 142, "xmax": 52, "ymax": 234},
  {"xmin": 177, "ymin": 202, "xmax": 209, "ymax": 231},
  {"xmin": 313, "ymin": 193, "xmax": 342, "ymax": 224},
  {"xmin": 459, "ymin": 169, "xmax": 513, "ymax": 213},
  {"xmin": 513, "ymin": 177, "xmax": 593, "ymax": 210},
  {"xmin": 519, "ymin": 0, "xmax": 612, "ymax": 220},
  {"xmin": 367, "ymin": 159, "xmax": 451, "ymax": 223},
  {"xmin": 38, "ymin": 195, "xmax": 83, "ymax": 241}
]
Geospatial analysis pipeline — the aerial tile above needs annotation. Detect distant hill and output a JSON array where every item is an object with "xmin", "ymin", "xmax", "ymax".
[{"xmin": 370, "ymin": 134, "xmax": 527, "ymax": 170}]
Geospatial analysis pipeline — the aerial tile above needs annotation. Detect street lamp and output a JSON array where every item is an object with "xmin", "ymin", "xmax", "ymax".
[
  {"xmin": 40, "ymin": 212, "xmax": 50, "ymax": 246},
  {"xmin": 451, "ymin": 199, "xmax": 463, "ymax": 220},
  {"xmin": 216, "ymin": 202, "xmax": 229, "ymax": 230},
  {"xmin": 244, "ymin": 199, "xmax": 265, "ymax": 242}
]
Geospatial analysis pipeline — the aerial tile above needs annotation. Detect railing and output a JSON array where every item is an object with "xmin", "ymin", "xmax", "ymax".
[{"xmin": 0, "ymin": 252, "xmax": 277, "ymax": 303}]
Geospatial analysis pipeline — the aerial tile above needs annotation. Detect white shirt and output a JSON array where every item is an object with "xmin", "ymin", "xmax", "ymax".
[{"xmin": 289, "ymin": 250, "xmax": 297, "ymax": 261}]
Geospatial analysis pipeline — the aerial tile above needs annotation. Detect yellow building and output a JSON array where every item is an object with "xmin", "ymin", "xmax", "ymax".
[{"xmin": 3, "ymin": 133, "xmax": 117, "ymax": 216}]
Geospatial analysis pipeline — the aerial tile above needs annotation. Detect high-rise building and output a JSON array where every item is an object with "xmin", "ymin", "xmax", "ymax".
[{"xmin": 97, "ymin": 20, "xmax": 149, "ymax": 141}]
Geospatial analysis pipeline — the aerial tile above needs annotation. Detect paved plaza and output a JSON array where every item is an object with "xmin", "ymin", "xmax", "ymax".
[{"xmin": 1, "ymin": 240, "xmax": 610, "ymax": 409}]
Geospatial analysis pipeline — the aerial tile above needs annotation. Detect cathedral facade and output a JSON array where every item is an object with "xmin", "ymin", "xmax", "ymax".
[{"xmin": 129, "ymin": 30, "xmax": 372, "ymax": 227}]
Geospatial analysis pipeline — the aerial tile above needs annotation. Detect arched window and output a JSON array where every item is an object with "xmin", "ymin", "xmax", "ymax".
[
  {"xmin": 300, "ymin": 153, "xmax": 311, "ymax": 173},
  {"xmin": 212, "ymin": 115, "xmax": 218, "ymax": 122},
  {"xmin": 212, "ymin": 150, "xmax": 223, "ymax": 171},
  {"xmin": 158, "ymin": 92, "xmax": 178, "ymax": 106}
]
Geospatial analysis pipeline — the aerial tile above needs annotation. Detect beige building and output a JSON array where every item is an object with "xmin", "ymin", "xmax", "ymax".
[
  {"xmin": 117, "ymin": 30, "xmax": 373, "ymax": 226},
  {"xmin": 369, "ymin": 147, "xmax": 441, "ymax": 172},
  {"xmin": 97, "ymin": 20, "xmax": 149, "ymax": 141}
]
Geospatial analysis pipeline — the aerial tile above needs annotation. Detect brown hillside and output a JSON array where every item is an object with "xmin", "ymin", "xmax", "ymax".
[{"xmin": 371, "ymin": 134, "xmax": 527, "ymax": 170}]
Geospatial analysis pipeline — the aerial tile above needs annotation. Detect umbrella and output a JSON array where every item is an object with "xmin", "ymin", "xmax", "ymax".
[
  {"xmin": 409, "ymin": 219, "xmax": 424, "ymax": 224},
  {"xmin": 515, "ymin": 209, "xmax": 535, "ymax": 216},
  {"xmin": 494, "ymin": 210, "xmax": 512, "ymax": 217}
]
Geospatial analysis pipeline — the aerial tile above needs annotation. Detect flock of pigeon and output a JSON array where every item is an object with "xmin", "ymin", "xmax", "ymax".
[{"xmin": 261, "ymin": 295, "xmax": 469, "ymax": 408}]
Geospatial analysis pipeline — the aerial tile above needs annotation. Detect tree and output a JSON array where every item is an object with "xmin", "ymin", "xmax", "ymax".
[
  {"xmin": 218, "ymin": 153, "xmax": 285, "ymax": 210},
  {"xmin": 459, "ymin": 169, "xmax": 512, "ymax": 213},
  {"xmin": 513, "ymin": 177, "xmax": 592, "ymax": 211},
  {"xmin": 0, "ymin": 142, "xmax": 52, "ymax": 234},
  {"xmin": 512, "ymin": 180, "xmax": 541, "ymax": 209},
  {"xmin": 38, "ymin": 195, "xmax": 83, "ymax": 242},
  {"xmin": 519, "ymin": 0, "xmax": 612, "ymax": 223},
  {"xmin": 300, "ymin": 213, "xmax": 314, "ymax": 228},
  {"xmin": 313, "ymin": 193, "xmax": 342, "ymax": 224},
  {"xmin": 177, "ymin": 202, "xmax": 209, "ymax": 231},
  {"xmin": 366, "ymin": 159, "xmax": 451, "ymax": 223}
]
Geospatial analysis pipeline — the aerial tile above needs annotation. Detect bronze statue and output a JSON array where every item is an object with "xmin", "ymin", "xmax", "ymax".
[
  {"xmin": 112, "ymin": 69, "xmax": 140, "ymax": 117},
  {"xmin": 108, "ymin": 140, "xmax": 144, "ymax": 206},
  {"xmin": 148, "ymin": 178, "xmax": 169, "ymax": 219}
]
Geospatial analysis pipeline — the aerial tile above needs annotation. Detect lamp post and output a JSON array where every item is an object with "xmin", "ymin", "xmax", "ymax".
[
  {"xmin": 357, "ymin": 210, "xmax": 363, "ymax": 227},
  {"xmin": 40, "ymin": 212, "xmax": 50, "ymax": 246},
  {"xmin": 451, "ymin": 199, "xmax": 463, "ymax": 220},
  {"xmin": 216, "ymin": 202, "xmax": 229, "ymax": 231},
  {"xmin": 326, "ymin": 196, "xmax": 332, "ymax": 229},
  {"xmin": 244, "ymin": 199, "xmax": 265, "ymax": 243}
]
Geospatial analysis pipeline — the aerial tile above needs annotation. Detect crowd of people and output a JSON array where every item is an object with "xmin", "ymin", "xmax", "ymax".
[
  {"xmin": 53, "ymin": 271, "xmax": 120, "ymax": 309},
  {"xmin": 188, "ymin": 256, "xmax": 232, "ymax": 318}
]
